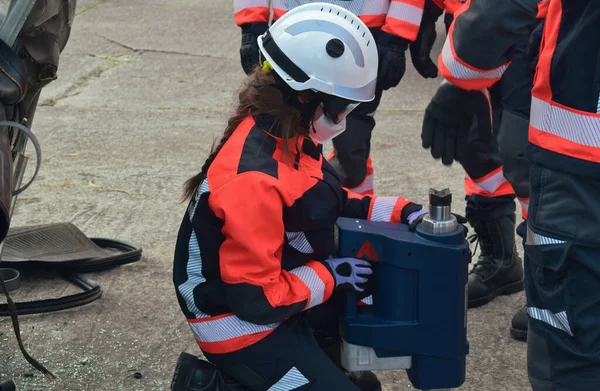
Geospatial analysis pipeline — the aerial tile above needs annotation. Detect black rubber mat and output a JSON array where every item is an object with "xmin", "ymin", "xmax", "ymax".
[
  {"xmin": 0, "ymin": 222, "xmax": 142, "ymax": 273},
  {"xmin": 2, "ymin": 222, "xmax": 108, "ymax": 263},
  {"xmin": 0, "ymin": 222, "xmax": 142, "ymax": 317}
]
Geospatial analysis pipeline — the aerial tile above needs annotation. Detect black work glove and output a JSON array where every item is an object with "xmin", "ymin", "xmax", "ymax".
[
  {"xmin": 239, "ymin": 22, "xmax": 269, "ymax": 75},
  {"xmin": 409, "ymin": 2, "xmax": 443, "ymax": 79},
  {"xmin": 376, "ymin": 31, "xmax": 409, "ymax": 90},
  {"xmin": 527, "ymin": 19, "xmax": 545, "ymax": 74},
  {"xmin": 422, "ymin": 82, "xmax": 493, "ymax": 165},
  {"xmin": 403, "ymin": 203, "xmax": 427, "ymax": 229}
]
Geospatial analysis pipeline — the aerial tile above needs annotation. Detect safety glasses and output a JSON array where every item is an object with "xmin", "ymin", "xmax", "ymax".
[{"xmin": 316, "ymin": 92, "xmax": 360, "ymax": 124}]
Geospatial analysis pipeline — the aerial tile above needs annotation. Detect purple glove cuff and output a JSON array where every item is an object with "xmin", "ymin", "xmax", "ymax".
[{"xmin": 408, "ymin": 209, "xmax": 429, "ymax": 225}]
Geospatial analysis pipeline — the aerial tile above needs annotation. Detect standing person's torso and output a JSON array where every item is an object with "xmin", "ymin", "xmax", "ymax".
[{"xmin": 528, "ymin": 0, "xmax": 600, "ymax": 176}]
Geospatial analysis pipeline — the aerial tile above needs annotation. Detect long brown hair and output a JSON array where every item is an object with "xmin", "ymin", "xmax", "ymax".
[{"xmin": 182, "ymin": 67, "xmax": 303, "ymax": 201}]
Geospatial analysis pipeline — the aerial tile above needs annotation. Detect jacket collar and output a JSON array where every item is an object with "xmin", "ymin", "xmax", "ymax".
[{"xmin": 252, "ymin": 112, "xmax": 322, "ymax": 161}]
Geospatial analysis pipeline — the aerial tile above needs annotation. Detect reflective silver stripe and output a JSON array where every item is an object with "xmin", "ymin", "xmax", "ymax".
[
  {"xmin": 518, "ymin": 198, "xmax": 529, "ymax": 217},
  {"xmin": 285, "ymin": 0, "xmax": 368, "ymax": 16},
  {"xmin": 350, "ymin": 173, "xmax": 374, "ymax": 195},
  {"xmin": 361, "ymin": 295, "xmax": 373, "ymax": 305},
  {"xmin": 530, "ymin": 97, "xmax": 600, "ymax": 148},
  {"xmin": 597, "ymin": 93, "xmax": 600, "ymax": 114},
  {"xmin": 178, "ymin": 231, "xmax": 211, "ymax": 319},
  {"xmin": 273, "ymin": 0, "xmax": 286, "ymax": 11},
  {"xmin": 441, "ymin": 38, "xmax": 507, "ymax": 81},
  {"xmin": 234, "ymin": 0, "xmax": 270, "ymax": 13},
  {"xmin": 528, "ymin": 307, "xmax": 573, "ymax": 336},
  {"xmin": 286, "ymin": 231, "xmax": 314, "ymax": 254},
  {"xmin": 370, "ymin": 196, "xmax": 398, "ymax": 222},
  {"xmin": 469, "ymin": 168, "xmax": 507, "ymax": 194},
  {"xmin": 386, "ymin": 1, "xmax": 422, "ymax": 26},
  {"xmin": 275, "ymin": 0, "xmax": 386, "ymax": 17},
  {"xmin": 361, "ymin": 0, "xmax": 389, "ymax": 16},
  {"xmin": 290, "ymin": 265, "xmax": 326, "ymax": 309},
  {"xmin": 188, "ymin": 179, "xmax": 210, "ymax": 222},
  {"xmin": 268, "ymin": 367, "xmax": 310, "ymax": 391},
  {"xmin": 189, "ymin": 315, "xmax": 280, "ymax": 343},
  {"xmin": 526, "ymin": 225, "xmax": 566, "ymax": 246},
  {"xmin": 518, "ymin": 198, "xmax": 529, "ymax": 212}
]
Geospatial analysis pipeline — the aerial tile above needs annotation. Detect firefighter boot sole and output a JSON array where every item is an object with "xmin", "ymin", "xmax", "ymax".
[
  {"xmin": 510, "ymin": 327, "xmax": 528, "ymax": 341},
  {"xmin": 510, "ymin": 306, "xmax": 528, "ymax": 341},
  {"xmin": 467, "ymin": 280, "xmax": 524, "ymax": 309}
]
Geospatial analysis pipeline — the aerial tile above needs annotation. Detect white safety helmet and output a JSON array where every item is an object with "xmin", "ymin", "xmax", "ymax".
[
  {"xmin": 256, "ymin": 3, "xmax": 379, "ymax": 143},
  {"xmin": 257, "ymin": 3, "xmax": 378, "ymax": 103}
]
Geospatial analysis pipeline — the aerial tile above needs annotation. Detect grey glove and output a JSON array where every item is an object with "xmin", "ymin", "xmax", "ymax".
[{"xmin": 323, "ymin": 257, "xmax": 373, "ymax": 292}]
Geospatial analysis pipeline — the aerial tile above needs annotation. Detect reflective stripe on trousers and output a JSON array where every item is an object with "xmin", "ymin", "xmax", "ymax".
[
  {"xmin": 524, "ymin": 163, "xmax": 600, "ymax": 389},
  {"xmin": 463, "ymin": 166, "xmax": 515, "ymax": 197},
  {"xmin": 189, "ymin": 314, "xmax": 280, "ymax": 354}
]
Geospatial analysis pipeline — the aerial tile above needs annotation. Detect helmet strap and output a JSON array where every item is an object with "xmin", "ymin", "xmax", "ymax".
[{"xmin": 272, "ymin": 72, "xmax": 321, "ymax": 129}]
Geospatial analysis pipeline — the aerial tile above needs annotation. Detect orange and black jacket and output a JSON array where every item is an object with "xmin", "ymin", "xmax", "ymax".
[
  {"xmin": 234, "ymin": 0, "xmax": 425, "ymax": 43},
  {"xmin": 430, "ymin": 0, "xmax": 465, "ymax": 15},
  {"xmin": 439, "ymin": 0, "xmax": 599, "ymax": 178},
  {"xmin": 173, "ymin": 114, "xmax": 420, "ymax": 355}
]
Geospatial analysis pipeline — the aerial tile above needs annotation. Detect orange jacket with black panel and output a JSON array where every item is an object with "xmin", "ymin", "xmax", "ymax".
[
  {"xmin": 439, "ymin": 0, "xmax": 599, "ymax": 178},
  {"xmin": 234, "ymin": 0, "xmax": 425, "ymax": 43},
  {"xmin": 430, "ymin": 0, "xmax": 465, "ymax": 15},
  {"xmin": 173, "ymin": 114, "xmax": 421, "ymax": 354}
]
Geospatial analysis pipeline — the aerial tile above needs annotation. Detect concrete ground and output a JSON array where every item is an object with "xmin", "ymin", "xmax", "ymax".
[{"xmin": 0, "ymin": 1, "xmax": 530, "ymax": 390}]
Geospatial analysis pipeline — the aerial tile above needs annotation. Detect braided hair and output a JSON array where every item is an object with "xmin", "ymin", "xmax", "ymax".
[{"xmin": 182, "ymin": 67, "xmax": 303, "ymax": 201}]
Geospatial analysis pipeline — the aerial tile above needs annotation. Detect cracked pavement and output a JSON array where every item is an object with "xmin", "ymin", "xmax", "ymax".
[{"xmin": 0, "ymin": 1, "xmax": 530, "ymax": 390}]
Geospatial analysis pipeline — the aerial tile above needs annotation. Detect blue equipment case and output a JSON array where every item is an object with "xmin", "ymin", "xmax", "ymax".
[{"xmin": 337, "ymin": 189, "xmax": 471, "ymax": 390}]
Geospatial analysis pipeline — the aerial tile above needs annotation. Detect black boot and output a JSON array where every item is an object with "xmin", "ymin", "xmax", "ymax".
[
  {"xmin": 510, "ymin": 305, "xmax": 528, "ymax": 341},
  {"xmin": 0, "ymin": 380, "xmax": 16, "ymax": 391},
  {"xmin": 170, "ymin": 352, "xmax": 248, "ymax": 391},
  {"xmin": 467, "ymin": 200, "xmax": 524, "ymax": 308}
]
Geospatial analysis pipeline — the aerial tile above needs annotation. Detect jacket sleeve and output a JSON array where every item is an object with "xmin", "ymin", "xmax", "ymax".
[
  {"xmin": 210, "ymin": 173, "xmax": 335, "ymax": 326},
  {"xmin": 341, "ymin": 189, "xmax": 422, "ymax": 224},
  {"xmin": 233, "ymin": 0, "xmax": 270, "ymax": 26},
  {"xmin": 536, "ymin": 0, "xmax": 549, "ymax": 18},
  {"xmin": 438, "ymin": 0, "xmax": 541, "ymax": 90},
  {"xmin": 381, "ymin": 0, "xmax": 425, "ymax": 42},
  {"xmin": 443, "ymin": 0, "xmax": 468, "ymax": 15},
  {"xmin": 432, "ymin": 0, "xmax": 445, "ymax": 11}
]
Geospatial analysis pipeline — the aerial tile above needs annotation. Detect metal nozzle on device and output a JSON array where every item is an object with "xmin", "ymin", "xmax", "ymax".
[{"xmin": 420, "ymin": 188, "xmax": 458, "ymax": 234}]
